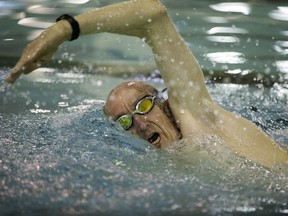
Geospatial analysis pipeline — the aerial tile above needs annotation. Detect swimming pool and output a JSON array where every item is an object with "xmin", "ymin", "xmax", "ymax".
[{"xmin": 1, "ymin": 0, "xmax": 288, "ymax": 215}]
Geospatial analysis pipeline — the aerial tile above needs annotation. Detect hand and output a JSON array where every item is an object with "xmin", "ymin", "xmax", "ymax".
[{"xmin": 6, "ymin": 23, "xmax": 69, "ymax": 83}]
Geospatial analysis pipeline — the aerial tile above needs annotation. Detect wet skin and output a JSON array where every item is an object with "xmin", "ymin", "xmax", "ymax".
[
  {"xmin": 6, "ymin": 0, "xmax": 288, "ymax": 167},
  {"xmin": 104, "ymin": 82, "xmax": 181, "ymax": 149}
]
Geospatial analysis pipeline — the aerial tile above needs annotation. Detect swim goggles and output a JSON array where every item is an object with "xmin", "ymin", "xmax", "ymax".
[
  {"xmin": 116, "ymin": 88, "xmax": 168, "ymax": 130},
  {"xmin": 116, "ymin": 95, "xmax": 156, "ymax": 130}
]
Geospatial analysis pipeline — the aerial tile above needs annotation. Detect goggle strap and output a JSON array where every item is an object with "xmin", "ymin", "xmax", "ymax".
[{"xmin": 157, "ymin": 88, "xmax": 168, "ymax": 101}]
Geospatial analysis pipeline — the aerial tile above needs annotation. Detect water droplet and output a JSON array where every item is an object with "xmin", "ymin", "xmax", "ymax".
[
  {"xmin": 213, "ymin": 110, "xmax": 219, "ymax": 116},
  {"xmin": 255, "ymin": 39, "xmax": 259, "ymax": 46},
  {"xmin": 169, "ymin": 80, "xmax": 176, "ymax": 87},
  {"xmin": 96, "ymin": 80, "xmax": 103, "ymax": 86},
  {"xmin": 58, "ymin": 102, "xmax": 69, "ymax": 107}
]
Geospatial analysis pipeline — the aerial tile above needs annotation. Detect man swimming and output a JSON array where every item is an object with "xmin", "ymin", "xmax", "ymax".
[{"xmin": 6, "ymin": 0, "xmax": 288, "ymax": 168}]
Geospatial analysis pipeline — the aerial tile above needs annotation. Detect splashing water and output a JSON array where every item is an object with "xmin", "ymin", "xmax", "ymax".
[
  {"xmin": 1, "ymin": 68, "xmax": 288, "ymax": 215},
  {"xmin": 1, "ymin": 0, "xmax": 288, "ymax": 214}
]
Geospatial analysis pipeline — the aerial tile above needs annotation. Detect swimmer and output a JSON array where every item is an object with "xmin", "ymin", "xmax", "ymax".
[{"xmin": 6, "ymin": 0, "xmax": 288, "ymax": 167}]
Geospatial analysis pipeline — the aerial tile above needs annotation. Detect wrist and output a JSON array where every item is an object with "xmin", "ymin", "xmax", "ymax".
[
  {"xmin": 56, "ymin": 14, "xmax": 80, "ymax": 41},
  {"xmin": 54, "ymin": 20, "xmax": 73, "ymax": 42}
]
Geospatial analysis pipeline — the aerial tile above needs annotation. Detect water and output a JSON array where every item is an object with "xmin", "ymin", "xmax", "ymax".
[{"xmin": 1, "ymin": 0, "xmax": 288, "ymax": 215}]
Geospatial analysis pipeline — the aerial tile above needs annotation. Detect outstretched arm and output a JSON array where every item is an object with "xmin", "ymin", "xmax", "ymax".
[
  {"xmin": 7, "ymin": 0, "xmax": 212, "ymax": 114},
  {"xmin": 6, "ymin": 0, "xmax": 165, "ymax": 83}
]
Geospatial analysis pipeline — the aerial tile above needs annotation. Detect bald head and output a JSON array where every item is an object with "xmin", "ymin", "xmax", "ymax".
[
  {"xmin": 104, "ymin": 81, "xmax": 158, "ymax": 118},
  {"xmin": 103, "ymin": 80, "xmax": 182, "ymax": 147}
]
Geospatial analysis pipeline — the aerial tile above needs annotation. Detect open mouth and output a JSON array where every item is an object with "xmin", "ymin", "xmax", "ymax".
[{"xmin": 148, "ymin": 133, "xmax": 161, "ymax": 147}]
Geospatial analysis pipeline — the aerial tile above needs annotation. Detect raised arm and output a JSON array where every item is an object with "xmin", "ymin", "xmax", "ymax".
[
  {"xmin": 7, "ymin": 0, "xmax": 212, "ymax": 112},
  {"xmin": 6, "ymin": 0, "xmax": 163, "ymax": 83}
]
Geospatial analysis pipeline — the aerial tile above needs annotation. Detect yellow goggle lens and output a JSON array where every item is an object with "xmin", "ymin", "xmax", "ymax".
[
  {"xmin": 137, "ymin": 98, "xmax": 153, "ymax": 113},
  {"xmin": 116, "ymin": 96, "xmax": 155, "ymax": 130},
  {"xmin": 117, "ymin": 116, "xmax": 132, "ymax": 130}
]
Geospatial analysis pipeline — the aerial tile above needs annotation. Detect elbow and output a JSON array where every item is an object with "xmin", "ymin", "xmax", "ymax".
[
  {"xmin": 156, "ymin": 0, "xmax": 169, "ymax": 17},
  {"xmin": 148, "ymin": 0, "xmax": 169, "ymax": 19}
]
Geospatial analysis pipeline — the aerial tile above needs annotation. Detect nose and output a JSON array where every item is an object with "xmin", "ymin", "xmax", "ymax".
[{"xmin": 132, "ymin": 114, "xmax": 149, "ymax": 132}]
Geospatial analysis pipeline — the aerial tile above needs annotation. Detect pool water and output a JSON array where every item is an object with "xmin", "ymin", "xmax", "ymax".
[{"xmin": 1, "ymin": 0, "xmax": 288, "ymax": 215}]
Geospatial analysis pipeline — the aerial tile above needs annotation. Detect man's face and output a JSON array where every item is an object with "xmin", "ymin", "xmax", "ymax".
[{"xmin": 104, "ymin": 82, "xmax": 181, "ymax": 148}]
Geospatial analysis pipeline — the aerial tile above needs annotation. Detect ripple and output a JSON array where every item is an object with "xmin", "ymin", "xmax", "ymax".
[
  {"xmin": 27, "ymin": 5, "xmax": 59, "ymax": 14},
  {"xmin": 209, "ymin": 2, "xmax": 251, "ymax": 15},
  {"xmin": 269, "ymin": 7, "xmax": 288, "ymax": 21},
  {"xmin": 274, "ymin": 41, "xmax": 288, "ymax": 55},
  {"xmin": 275, "ymin": 60, "xmax": 288, "ymax": 73},
  {"xmin": 207, "ymin": 26, "xmax": 248, "ymax": 35},
  {"xmin": 18, "ymin": 17, "xmax": 53, "ymax": 29},
  {"xmin": 205, "ymin": 52, "xmax": 246, "ymax": 64},
  {"xmin": 64, "ymin": 0, "xmax": 90, "ymax": 4},
  {"xmin": 206, "ymin": 36, "xmax": 239, "ymax": 43},
  {"xmin": 203, "ymin": 16, "xmax": 228, "ymax": 24}
]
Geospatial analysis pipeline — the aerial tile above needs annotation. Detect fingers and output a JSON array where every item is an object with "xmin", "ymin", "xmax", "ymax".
[
  {"xmin": 6, "ymin": 60, "xmax": 41, "ymax": 84},
  {"xmin": 6, "ymin": 37, "xmax": 59, "ymax": 83},
  {"xmin": 6, "ymin": 47, "xmax": 55, "ymax": 83},
  {"xmin": 6, "ymin": 24, "xmax": 64, "ymax": 84},
  {"xmin": 6, "ymin": 67, "xmax": 21, "ymax": 84}
]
